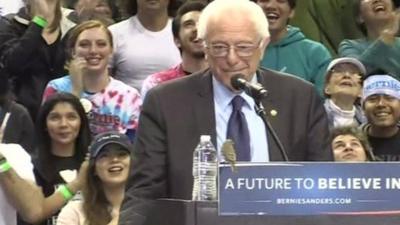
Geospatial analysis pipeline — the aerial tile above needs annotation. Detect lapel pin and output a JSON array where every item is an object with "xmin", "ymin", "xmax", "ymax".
[{"xmin": 270, "ymin": 109, "xmax": 278, "ymax": 117}]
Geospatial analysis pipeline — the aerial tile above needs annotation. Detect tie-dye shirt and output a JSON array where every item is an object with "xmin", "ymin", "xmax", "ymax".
[
  {"xmin": 141, "ymin": 64, "xmax": 185, "ymax": 99},
  {"xmin": 43, "ymin": 76, "xmax": 141, "ymax": 136}
]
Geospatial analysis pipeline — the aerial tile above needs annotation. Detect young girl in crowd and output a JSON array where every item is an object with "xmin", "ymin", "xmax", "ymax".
[
  {"xmin": 57, "ymin": 131, "xmax": 133, "ymax": 225},
  {"xmin": 42, "ymin": 20, "xmax": 141, "ymax": 140},
  {"xmin": 33, "ymin": 92, "xmax": 91, "ymax": 225},
  {"xmin": 0, "ymin": 0, "xmax": 75, "ymax": 120},
  {"xmin": 331, "ymin": 126, "xmax": 375, "ymax": 162}
]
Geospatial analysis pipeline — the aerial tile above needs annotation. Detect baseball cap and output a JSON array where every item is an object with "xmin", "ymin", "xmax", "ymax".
[
  {"xmin": 327, "ymin": 57, "xmax": 366, "ymax": 75},
  {"xmin": 89, "ymin": 131, "xmax": 133, "ymax": 159}
]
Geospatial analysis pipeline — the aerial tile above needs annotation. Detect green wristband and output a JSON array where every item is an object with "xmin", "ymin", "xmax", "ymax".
[
  {"xmin": 57, "ymin": 184, "xmax": 74, "ymax": 201},
  {"xmin": 32, "ymin": 16, "xmax": 48, "ymax": 28},
  {"xmin": 0, "ymin": 161, "xmax": 11, "ymax": 173}
]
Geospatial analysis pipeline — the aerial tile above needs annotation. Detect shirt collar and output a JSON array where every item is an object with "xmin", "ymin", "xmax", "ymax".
[{"xmin": 212, "ymin": 74, "xmax": 257, "ymax": 111}]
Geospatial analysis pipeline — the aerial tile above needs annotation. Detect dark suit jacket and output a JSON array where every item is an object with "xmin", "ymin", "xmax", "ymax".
[{"xmin": 119, "ymin": 68, "xmax": 332, "ymax": 224}]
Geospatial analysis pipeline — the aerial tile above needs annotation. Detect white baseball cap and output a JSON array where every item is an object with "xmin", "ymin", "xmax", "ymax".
[{"xmin": 327, "ymin": 57, "xmax": 366, "ymax": 75}]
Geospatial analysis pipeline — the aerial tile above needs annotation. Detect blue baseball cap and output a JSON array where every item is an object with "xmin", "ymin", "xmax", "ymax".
[{"xmin": 89, "ymin": 131, "xmax": 133, "ymax": 159}]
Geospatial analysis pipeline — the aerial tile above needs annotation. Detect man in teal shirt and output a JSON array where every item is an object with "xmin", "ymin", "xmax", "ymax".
[{"xmin": 257, "ymin": 0, "xmax": 331, "ymax": 96}]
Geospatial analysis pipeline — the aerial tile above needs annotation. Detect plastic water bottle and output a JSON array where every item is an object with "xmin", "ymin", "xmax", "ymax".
[{"xmin": 192, "ymin": 135, "xmax": 218, "ymax": 201}]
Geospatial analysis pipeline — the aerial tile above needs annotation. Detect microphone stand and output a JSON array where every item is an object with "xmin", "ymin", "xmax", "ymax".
[{"xmin": 254, "ymin": 98, "xmax": 289, "ymax": 161}]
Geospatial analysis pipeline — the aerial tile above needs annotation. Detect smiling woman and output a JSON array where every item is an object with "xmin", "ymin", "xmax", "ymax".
[
  {"xmin": 42, "ymin": 20, "xmax": 142, "ymax": 140},
  {"xmin": 57, "ymin": 131, "xmax": 133, "ymax": 225},
  {"xmin": 33, "ymin": 92, "xmax": 91, "ymax": 225}
]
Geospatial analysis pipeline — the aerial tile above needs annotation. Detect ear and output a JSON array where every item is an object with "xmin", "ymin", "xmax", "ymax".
[
  {"xmin": 259, "ymin": 37, "xmax": 270, "ymax": 59},
  {"xmin": 324, "ymin": 86, "xmax": 332, "ymax": 96},
  {"xmin": 288, "ymin": 9, "xmax": 295, "ymax": 19},
  {"xmin": 174, "ymin": 37, "xmax": 181, "ymax": 49},
  {"xmin": 70, "ymin": 49, "xmax": 77, "ymax": 58}
]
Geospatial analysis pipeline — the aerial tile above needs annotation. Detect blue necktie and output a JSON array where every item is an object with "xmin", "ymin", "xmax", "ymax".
[{"xmin": 227, "ymin": 96, "xmax": 251, "ymax": 161}]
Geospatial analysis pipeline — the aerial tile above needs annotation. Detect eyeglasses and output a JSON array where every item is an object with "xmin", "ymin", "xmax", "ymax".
[
  {"xmin": 330, "ymin": 68, "xmax": 362, "ymax": 76},
  {"xmin": 205, "ymin": 40, "xmax": 263, "ymax": 58}
]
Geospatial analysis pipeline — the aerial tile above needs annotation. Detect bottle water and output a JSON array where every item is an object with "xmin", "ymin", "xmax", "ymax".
[{"xmin": 192, "ymin": 135, "xmax": 218, "ymax": 201}]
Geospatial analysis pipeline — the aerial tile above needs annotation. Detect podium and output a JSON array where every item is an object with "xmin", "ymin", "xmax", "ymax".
[{"xmin": 144, "ymin": 199, "xmax": 400, "ymax": 225}]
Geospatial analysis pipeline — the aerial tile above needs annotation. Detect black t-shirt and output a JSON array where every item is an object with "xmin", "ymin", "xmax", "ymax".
[
  {"xmin": 369, "ymin": 130, "xmax": 400, "ymax": 161},
  {"xmin": 33, "ymin": 155, "xmax": 81, "ymax": 225}
]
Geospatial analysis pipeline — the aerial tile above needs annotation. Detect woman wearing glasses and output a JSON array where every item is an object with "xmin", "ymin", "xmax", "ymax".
[{"xmin": 323, "ymin": 57, "xmax": 367, "ymax": 129}]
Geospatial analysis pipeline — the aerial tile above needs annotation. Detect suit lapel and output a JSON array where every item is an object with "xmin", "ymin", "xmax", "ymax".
[
  {"xmin": 193, "ymin": 70, "xmax": 217, "ymax": 145},
  {"xmin": 257, "ymin": 70, "xmax": 286, "ymax": 161}
]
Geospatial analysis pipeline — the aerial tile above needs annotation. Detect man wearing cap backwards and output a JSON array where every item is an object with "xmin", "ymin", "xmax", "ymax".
[
  {"xmin": 361, "ymin": 74, "xmax": 400, "ymax": 161},
  {"xmin": 323, "ymin": 57, "xmax": 367, "ymax": 129}
]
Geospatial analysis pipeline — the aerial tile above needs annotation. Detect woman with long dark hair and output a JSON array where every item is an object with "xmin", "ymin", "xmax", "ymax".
[
  {"xmin": 33, "ymin": 92, "xmax": 91, "ymax": 225},
  {"xmin": 57, "ymin": 131, "xmax": 132, "ymax": 225}
]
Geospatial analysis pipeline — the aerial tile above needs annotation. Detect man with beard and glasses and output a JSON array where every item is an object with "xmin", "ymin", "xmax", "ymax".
[{"xmin": 141, "ymin": 1, "xmax": 208, "ymax": 99}]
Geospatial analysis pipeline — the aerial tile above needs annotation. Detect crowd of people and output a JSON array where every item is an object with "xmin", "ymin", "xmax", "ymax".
[{"xmin": 0, "ymin": 0, "xmax": 398, "ymax": 224}]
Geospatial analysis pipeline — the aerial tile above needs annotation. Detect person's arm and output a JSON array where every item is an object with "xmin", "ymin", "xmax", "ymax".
[
  {"xmin": 68, "ymin": 57, "xmax": 86, "ymax": 97},
  {"xmin": 338, "ymin": 11, "xmax": 400, "ymax": 74},
  {"xmin": 0, "ymin": 0, "xmax": 54, "ymax": 74},
  {"xmin": 0, "ymin": 153, "xmax": 88, "ymax": 223}
]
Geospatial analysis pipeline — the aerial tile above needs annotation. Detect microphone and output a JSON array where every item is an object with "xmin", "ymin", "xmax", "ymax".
[{"xmin": 230, "ymin": 74, "xmax": 267, "ymax": 99}]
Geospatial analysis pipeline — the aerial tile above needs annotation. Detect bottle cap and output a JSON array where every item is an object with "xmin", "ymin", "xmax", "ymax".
[{"xmin": 200, "ymin": 135, "xmax": 211, "ymax": 142}]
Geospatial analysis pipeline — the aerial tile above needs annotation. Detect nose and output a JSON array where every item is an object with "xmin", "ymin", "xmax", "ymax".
[
  {"xmin": 263, "ymin": 0, "xmax": 278, "ymax": 9},
  {"xmin": 343, "ymin": 143, "xmax": 354, "ymax": 152},
  {"xmin": 89, "ymin": 44, "xmax": 98, "ymax": 53},
  {"xmin": 59, "ymin": 117, "xmax": 68, "ymax": 126},
  {"xmin": 342, "ymin": 71, "xmax": 353, "ymax": 77},
  {"xmin": 226, "ymin": 47, "xmax": 240, "ymax": 66},
  {"xmin": 377, "ymin": 96, "xmax": 387, "ymax": 106}
]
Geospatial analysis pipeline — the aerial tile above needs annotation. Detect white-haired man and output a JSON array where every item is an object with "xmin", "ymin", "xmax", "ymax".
[{"xmin": 119, "ymin": 0, "xmax": 332, "ymax": 223}]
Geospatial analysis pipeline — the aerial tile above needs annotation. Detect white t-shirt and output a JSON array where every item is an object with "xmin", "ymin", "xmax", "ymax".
[
  {"xmin": 0, "ymin": 144, "xmax": 35, "ymax": 225},
  {"xmin": 57, "ymin": 200, "xmax": 86, "ymax": 225},
  {"xmin": 109, "ymin": 15, "xmax": 181, "ymax": 91},
  {"xmin": 0, "ymin": 0, "xmax": 23, "ymax": 15}
]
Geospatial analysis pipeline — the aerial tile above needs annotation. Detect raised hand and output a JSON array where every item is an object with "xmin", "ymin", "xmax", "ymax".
[
  {"xmin": 381, "ymin": 9, "xmax": 400, "ymax": 44},
  {"xmin": 68, "ymin": 56, "xmax": 87, "ymax": 97},
  {"xmin": 29, "ymin": 0, "xmax": 53, "ymax": 21}
]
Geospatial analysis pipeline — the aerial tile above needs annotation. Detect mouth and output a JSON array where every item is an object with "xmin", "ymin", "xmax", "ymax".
[
  {"xmin": 146, "ymin": 0, "xmax": 160, "ymax": 5},
  {"xmin": 108, "ymin": 165, "xmax": 124, "ymax": 173},
  {"xmin": 373, "ymin": 110, "xmax": 392, "ymax": 119},
  {"xmin": 57, "ymin": 132, "xmax": 72, "ymax": 138},
  {"xmin": 266, "ymin": 12, "xmax": 280, "ymax": 23},
  {"xmin": 86, "ymin": 57, "xmax": 102, "ymax": 65},
  {"xmin": 342, "ymin": 153, "xmax": 358, "ymax": 160},
  {"xmin": 190, "ymin": 36, "xmax": 202, "ymax": 44},
  {"xmin": 372, "ymin": 2, "xmax": 387, "ymax": 12},
  {"xmin": 339, "ymin": 80, "xmax": 354, "ymax": 87}
]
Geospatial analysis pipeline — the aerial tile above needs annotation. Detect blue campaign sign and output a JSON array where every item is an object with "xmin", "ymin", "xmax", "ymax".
[{"xmin": 218, "ymin": 162, "xmax": 400, "ymax": 215}]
